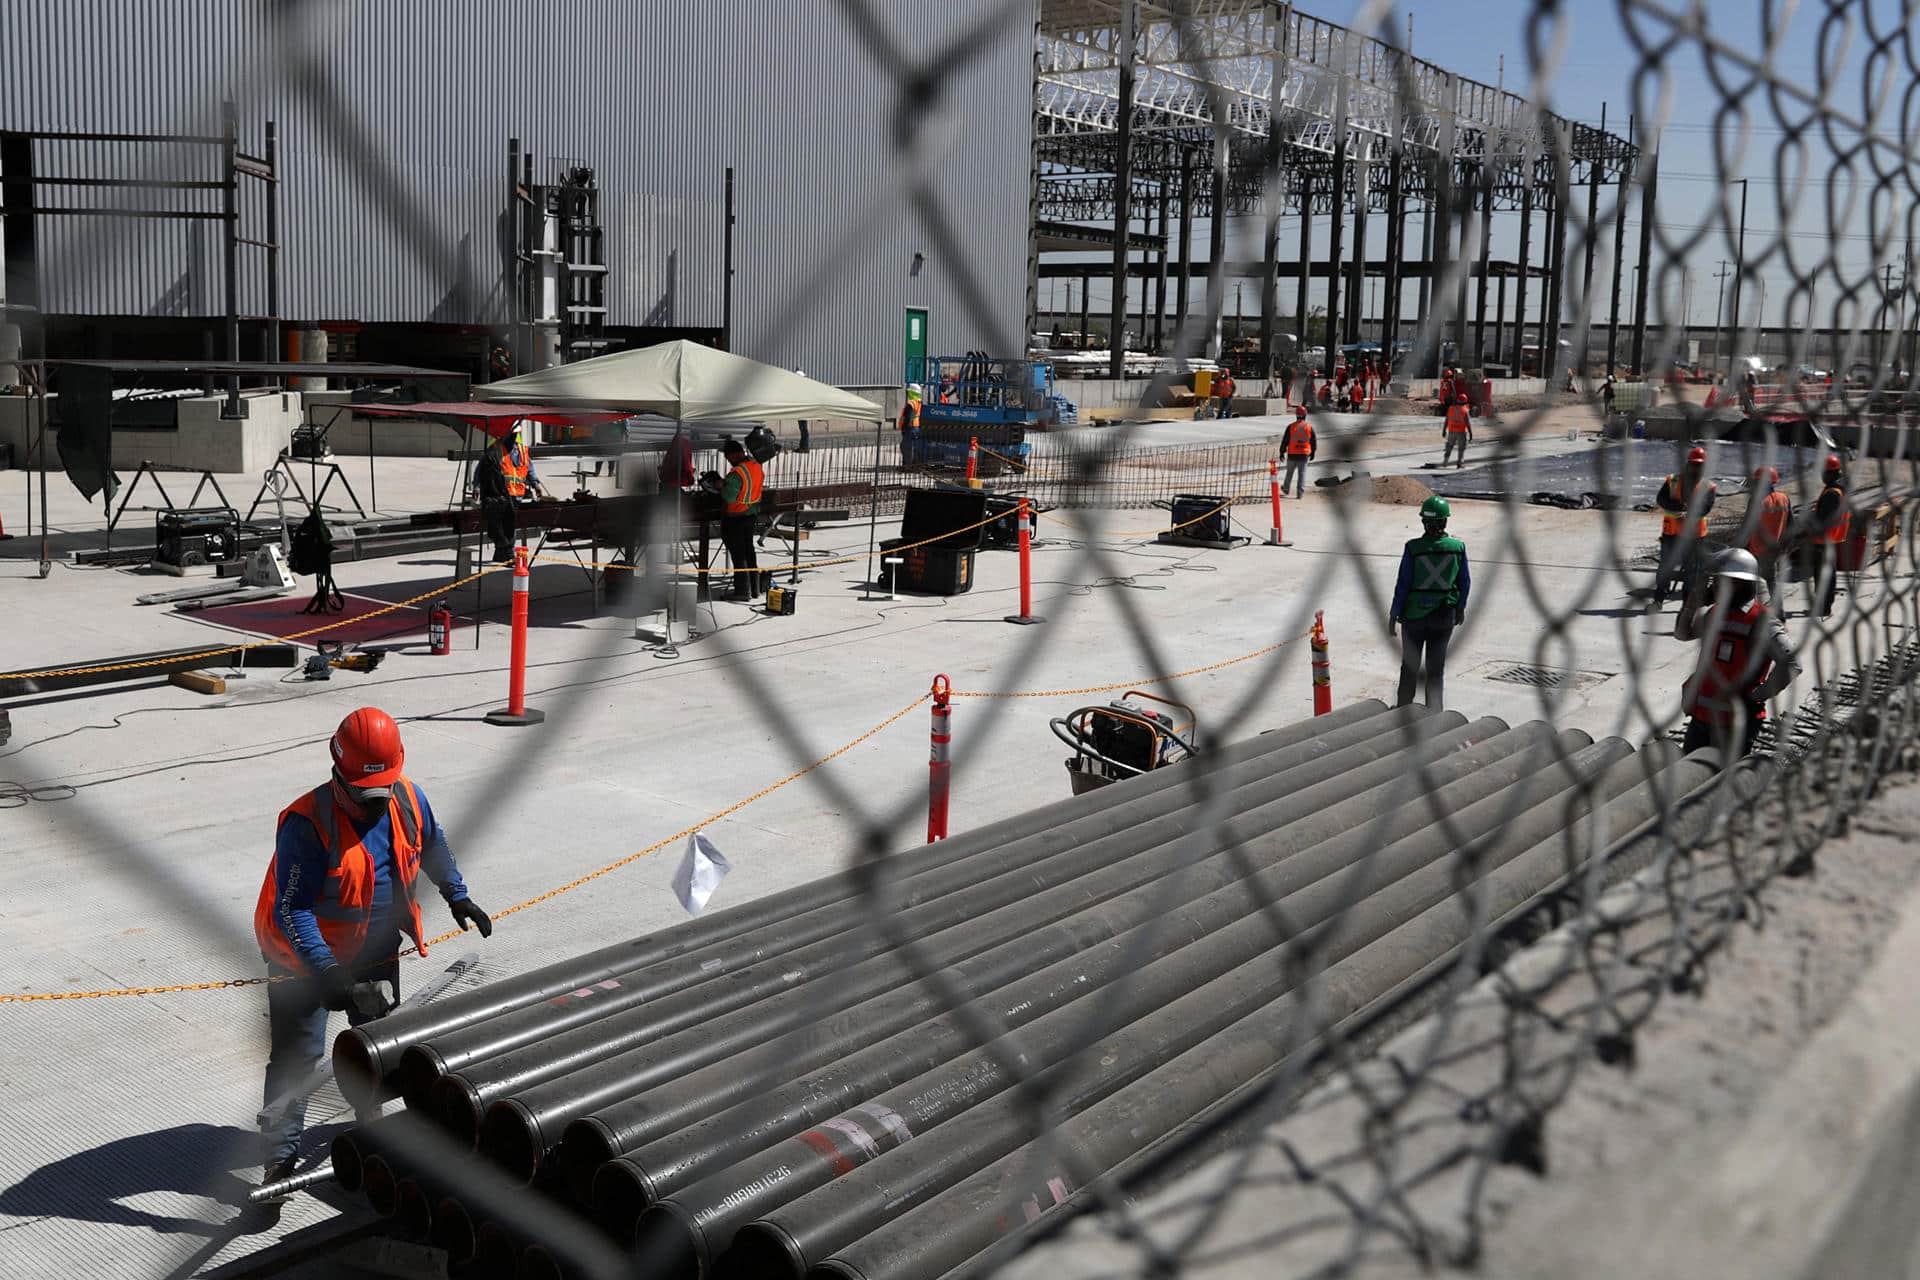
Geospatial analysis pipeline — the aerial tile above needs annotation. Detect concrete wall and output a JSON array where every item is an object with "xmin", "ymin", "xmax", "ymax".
[
  {"xmin": 0, "ymin": 394, "xmax": 57, "ymax": 469},
  {"xmin": 304, "ymin": 394, "xmax": 462, "ymax": 458},
  {"xmin": 1, "ymin": 391, "xmax": 302, "ymax": 474}
]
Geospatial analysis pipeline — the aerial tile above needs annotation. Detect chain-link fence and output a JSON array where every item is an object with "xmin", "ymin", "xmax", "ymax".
[{"xmin": 5, "ymin": 2, "xmax": 1920, "ymax": 1278}]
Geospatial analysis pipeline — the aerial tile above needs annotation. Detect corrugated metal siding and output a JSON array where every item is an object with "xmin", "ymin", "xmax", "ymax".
[{"xmin": 0, "ymin": 0, "xmax": 1033, "ymax": 383}]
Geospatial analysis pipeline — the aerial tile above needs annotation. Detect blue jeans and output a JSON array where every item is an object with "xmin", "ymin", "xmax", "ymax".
[{"xmin": 258, "ymin": 949, "xmax": 399, "ymax": 1168}]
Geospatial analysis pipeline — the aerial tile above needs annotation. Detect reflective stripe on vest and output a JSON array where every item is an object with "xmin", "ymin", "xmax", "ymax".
[
  {"xmin": 1445, "ymin": 404, "xmax": 1471, "ymax": 433},
  {"xmin": 1821, "ymin": 486, "xmax": 1853, "ymax": 544},
  {"xmin": 1685, "ymin": 599, "xmax": 1770, "ymax": 727},
  {"xmin": 725, "ymin": 459, "xmax": 764, "ymax": 515},
  {"xmin": 899, "ymin": 402, "xmax": 920, "ymax": 431},
  {"xmin": 253, "ymin": 778, "xmax": 428, "ymax": 972},
  {"xmin": 1405, "ymin": 543, "xmax": 1464, "ymax": 617},
  {"xmin": 1285, "ymin": 422, "xmax": 1314, "ymax": 456}
]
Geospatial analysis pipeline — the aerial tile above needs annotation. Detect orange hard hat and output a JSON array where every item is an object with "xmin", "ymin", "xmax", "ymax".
[
  {"xmin": 331, "ymin": 707, "xmax": 405, "ymax": 788},
  {"xmin": 1688, "ymin": 446, "xmax": 1707, "ymax": 463},
  {"xmin": 1755, "ymin": 466, "xmax": 1780, "ymax": 484}
]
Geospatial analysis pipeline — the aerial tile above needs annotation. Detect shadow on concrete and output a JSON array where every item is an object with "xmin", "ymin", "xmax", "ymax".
[{"xmin": 0, "ymin": 1119, "xmax": 344, "ymax": 1236}]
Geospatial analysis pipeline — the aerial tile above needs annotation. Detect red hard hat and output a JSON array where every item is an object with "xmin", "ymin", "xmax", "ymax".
[
  {"xmin": 1756, "ymin": 466, "xmax": 1779, "ymax": 484},
  {"xmin": 1825, "ymin": 452, "xmax": 1842, "ymax": 472},
  {"xmin": 1688, "ymin": 446, "xmax": 1707, "ymax": 463},
  {"xmin": 331, "ymin": 707, "xmax": 404, "ymax": 788}
]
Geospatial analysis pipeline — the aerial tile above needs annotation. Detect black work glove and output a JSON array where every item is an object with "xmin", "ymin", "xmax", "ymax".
[
  {"xmin": 316, "ymin": 964, "xmax": 355, "ymax": 1012},
  {"xmin": 450, "ymin": 898, "xmax": 493, "ymax": 938},
  {"xmin": 1454, "ymin": 609, "xmax": 1466, "ymax": 628},
  {"xmin": 349, "ymin": 980, "xmax": 395, "ymax": 1019}
]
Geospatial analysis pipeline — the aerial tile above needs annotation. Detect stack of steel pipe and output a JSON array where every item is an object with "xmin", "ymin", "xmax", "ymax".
[{"xmin": 327, "ymin": 701, "xmax": 1721, "ymax": 1279}]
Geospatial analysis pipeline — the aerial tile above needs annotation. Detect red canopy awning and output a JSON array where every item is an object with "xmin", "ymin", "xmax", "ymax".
[{"xmin": 346, "ymin": 401, "xmax": 628, "ymax": 440}]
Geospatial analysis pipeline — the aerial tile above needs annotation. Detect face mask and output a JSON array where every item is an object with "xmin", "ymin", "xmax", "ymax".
[{"xmin": 332, "ymin": 770, "xmax": 392, "ymax": 816}]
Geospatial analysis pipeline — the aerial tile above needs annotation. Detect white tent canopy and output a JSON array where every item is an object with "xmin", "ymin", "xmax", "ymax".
[{"xmin": 473, "ymin": 341, "xmax": 884, "ymax": 423}]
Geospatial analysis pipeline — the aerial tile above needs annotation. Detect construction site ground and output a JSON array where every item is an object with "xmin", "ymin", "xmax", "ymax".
[{"xmin": 0, "ymin": 405, "xmax": 1893, "ymax": 1276}]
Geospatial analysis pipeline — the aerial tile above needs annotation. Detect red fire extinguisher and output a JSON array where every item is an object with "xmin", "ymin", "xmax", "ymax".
[{"xmin": 428, "ymin": 600, "xmax": 453, "ymax": 655}]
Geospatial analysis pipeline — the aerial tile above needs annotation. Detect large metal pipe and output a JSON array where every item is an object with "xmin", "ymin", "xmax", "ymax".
[
  {"xmin": 401, "ymin": 704, "xmax": 1409, "ymax": 1112},
  {"xmin": 466, "ymin": 711, "xmax": 1453, "ymax": 1176},
  {"xmin": 339, "ymin": 701, "xmax": 1395, "ymax": 1103},
  {"xmin": 560, "ymin": 719, "xmax": 1548, "ymax": 1197},
  {"xmin": 331, "ymin": 1113, "xmax": 409, "ymax": 1195},
  {"xmin": 619, "ymin": 736, "xmax": 1626, "ymax": 1273},
  {"xmin": 804, "ymin": 750, "xmax": 1703, "ymax": 1280}
]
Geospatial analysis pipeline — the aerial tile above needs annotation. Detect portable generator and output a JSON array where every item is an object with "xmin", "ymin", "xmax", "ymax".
[
  {"xmin": 153, "ymin": 507, "xmax": 241, "ymax": 572},
  {"xmin": 1165, "ymin": 494, "xmax": 1232, "ymax": 543},
  {"xmin": 1051, "ymin": 691, "xmax": 1199, "ymax": 795}
]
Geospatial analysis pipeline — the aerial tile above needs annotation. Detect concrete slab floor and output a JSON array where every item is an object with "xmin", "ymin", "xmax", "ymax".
[{"xmin": 0, "ymin": 416, "xmax": 1894, "ymax": 1275}]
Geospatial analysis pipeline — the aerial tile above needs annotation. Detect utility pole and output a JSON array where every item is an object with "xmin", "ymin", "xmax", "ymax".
[
  {"xmin": 1726, "ymin": 178, "xmax": 1748, "ymax": 364},
  {"xmin": 1711, "ymin": 260, "xmax": 1732, "ymax": 374}
]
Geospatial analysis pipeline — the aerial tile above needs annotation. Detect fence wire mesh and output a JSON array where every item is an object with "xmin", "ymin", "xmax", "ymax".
[{"xmin": 5, "ymin": 1, "xmax": 1920, "ymax": 1278}]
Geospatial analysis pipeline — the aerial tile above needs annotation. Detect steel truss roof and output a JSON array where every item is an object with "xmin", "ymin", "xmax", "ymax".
[{"xmin": 1037, "ymin": 0, "xmax": 1636, "ymax": 222}]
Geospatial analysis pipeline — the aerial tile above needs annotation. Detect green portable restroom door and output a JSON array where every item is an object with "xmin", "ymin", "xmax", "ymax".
[{"xmin": 904, "ymin": 307, "xmax": 928, "ymax": 383}]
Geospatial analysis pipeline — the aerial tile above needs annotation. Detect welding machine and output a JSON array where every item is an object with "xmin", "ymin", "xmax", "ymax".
[{"xmin": 764, "ymin": 583, "xmax": 798, "ymax": 616}]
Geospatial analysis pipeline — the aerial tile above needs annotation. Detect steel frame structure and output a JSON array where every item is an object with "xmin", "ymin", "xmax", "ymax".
[{"xmin": 1033, "ymin": 0, "xmax": 1643, "ymax": 379}]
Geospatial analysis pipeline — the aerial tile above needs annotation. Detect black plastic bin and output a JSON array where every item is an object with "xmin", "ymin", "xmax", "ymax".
[{"xmin": 933, "ymin": 484, "xmax": 1024, "ymax": 548}]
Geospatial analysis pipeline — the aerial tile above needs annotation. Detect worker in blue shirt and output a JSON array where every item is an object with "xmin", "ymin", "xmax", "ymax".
[
  {"xmin": 251, "ymin": 708, "xmax": 491, "ymax": 1189},
  {"xmin": 1389, "ymin": 496, "xmax": 1472, "ymax": 710}
]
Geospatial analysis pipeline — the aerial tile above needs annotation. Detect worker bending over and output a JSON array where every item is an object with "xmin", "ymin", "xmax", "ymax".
[
  {"xmin": 719, "ymin": 437, "xmax": 767, "ymax": 599},
  {"xmin": 254, "ymin": 708, "xmax": 491, "ymax": 1188},
  {"xmin": 1390, "ymin": 496, "xmax": 1471, "ymax": 711},
  {"xmin": 1281, "ymin": 407, "xmax": 1315, "ymax": 498},
  {"xmin": 1676, "ymin": 549, "xmax": 1800, "ymax": 759},
  {"xmin": 1803, "ymin": 453, "xmax": 1850, "ymax": 619},
  {"xmin": 1440, "ymin": 393, "xmax": 1473, "ymax": 468},
  {"xmin": 1652, "ymin": 446, "xmax": 1716, "ymax": 606}
]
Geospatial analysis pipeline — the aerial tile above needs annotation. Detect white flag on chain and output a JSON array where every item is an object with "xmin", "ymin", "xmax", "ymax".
[{"xmin": 672, "ymin": 832, "xmax": 731, "ymax": 915}]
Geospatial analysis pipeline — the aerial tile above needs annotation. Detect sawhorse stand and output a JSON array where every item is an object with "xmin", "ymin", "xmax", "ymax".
[
  {"xmin": 246, "ymin": 453, "xmax": 367, "ymax": 523},
  {"xmin": 107, "ymin": 461, "xmax": 233, "ymax": 534}
]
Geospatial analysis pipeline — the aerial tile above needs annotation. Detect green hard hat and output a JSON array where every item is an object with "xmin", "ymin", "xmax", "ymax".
[{"xmin": 1420, "ymin": 495, "xmax": 1452, "ymax": 521}]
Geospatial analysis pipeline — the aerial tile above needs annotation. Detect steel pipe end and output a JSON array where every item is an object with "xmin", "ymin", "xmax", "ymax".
[
  {"xmin": 519, "ymin": 1243, "xmax": 565, "ymax": 1280},
  {"xmin": 432, "ymin": 1194, "xmax": 480, "ymax": 1266},
  {"xmin": 331, "ymin": 1026, "xmax": 382, "ymax": 1110},
  {"xmin": 473, "ymin": 1221, "xmax": 520, "ymax": 1280},
  {"xmin": 480, "ymin": 1098, "xmax": 545, "ymax": 1185},
  {"xmin": 331, "ymin": 1127, "xmax": 382, "ymax": 1195},
  {"xmin": 722, "ymin": 1221, "xmax": 808, "ymax": 1280},
  {"xmin": 557, "ymin": 1117, "xmax": 621, "ymax": 1204},
  {"xmin": 363, "ymin": 1155, "xmax": 401, "ymax": 1218},
  {"xmin": 591, "ymin": 1157, "xmax": 659, "ymax": 1240},
  {"xmin": 431, "ymin": 1073, "xmax": 488, "ymax": 1148},
  {"xmin": 633, "ymin": 1201, "xmax": 704, "ymax": 1280},
  {"xmin": 393, "ymin": 1177, "xmax": 434, "ymax": 1239},
  {"xmin": 395, "ymin": 1043, "xmax": 451, "ymax": 1113}
]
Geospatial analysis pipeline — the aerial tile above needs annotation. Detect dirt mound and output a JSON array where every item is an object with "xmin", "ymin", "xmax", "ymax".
[{"xmin": 1371, "ymin": 474, "xmax": 1435, "ymax": 506}]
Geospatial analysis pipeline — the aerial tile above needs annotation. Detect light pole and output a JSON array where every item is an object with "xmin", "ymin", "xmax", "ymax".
[{"xmin": 1727, "ymin": 178, "xmax": 1749, "ymax": 365}]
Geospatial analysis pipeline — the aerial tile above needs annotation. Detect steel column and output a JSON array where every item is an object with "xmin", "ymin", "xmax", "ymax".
[
  {"xmin": 1543, "ymin": 125, "xmax": 1571, "ymax": 381},
  {"xmin": 1107, "ymin": 0, "xmax": 1136, "ymax": 378},
  {"xmin": 220, "ymin": 101, "xmax": 241, "ymax": 416},
  {"xmin": 1472, "ymin": 172, "xmax": 1492, "ymax": 365},
  {"xmin": 1514, "ymin": 176, "xmax": 1534, "ymax": 368},
  {"xmin": 1631, "ymin": 143, "xmax": 1658, "ymax": 373},
  {"xmin": 1154, "ymin": 178, "xmax": 1170, "ymax": 351},
  {"xmin": 1382, "ymin": 149, "xmax": 1404, "ymax": 368},
  {"xmin": 1608, "ymin": 122, "xmax": 1631, "ymax": 372},
  {"xmin": 1176, "ymin": 148, "xmax": 1194, "ymax": 340},
  {"xmin": 1205, "ymin": 156, "xmax": 1227, "ymax": 361},
  {"xmin": 1294, "ymin": 180, "xmax": 1312, "ymax": 370}
]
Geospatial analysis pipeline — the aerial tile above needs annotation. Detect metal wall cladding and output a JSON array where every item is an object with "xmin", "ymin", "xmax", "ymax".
[{"xmin": 0, "ymin": 0, "xmax": 1035, "ymax": 383}]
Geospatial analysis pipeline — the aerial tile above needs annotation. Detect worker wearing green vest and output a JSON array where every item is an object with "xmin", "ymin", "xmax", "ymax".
[{"xmin": 1389, "ymin": 495, "xmax": 1472, "ymax": 710}]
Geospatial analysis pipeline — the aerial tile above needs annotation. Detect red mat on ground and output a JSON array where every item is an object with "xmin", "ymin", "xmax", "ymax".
[{"xmin": 188, "ymin": 591, "xmax": 428, "ymax": 647}]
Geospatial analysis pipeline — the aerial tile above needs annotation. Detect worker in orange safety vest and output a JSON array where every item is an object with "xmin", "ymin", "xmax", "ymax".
[
  {"xmin": 1676, "ymin": 549, "xmax": 1800, "ymax": 759},
  {"xmin": 1803, "ymin": 453, "xmax": 1852, "ymax": 619},
  {"xmin": 1281, "ymin": 407, "xmax": 1316, "ymax": 498},
  {"xmin": 1741, "ymin": 466, "xmax": 1793, "ymax": 607},
  {"xmin": 253, "ymin": 708, "xmax": 491, "ymax": 1191},
  {"xmin": 1652, "ymin": 445, "xmax": 1717, "ymax": 606},
  {"xmin": 719, "ymin": 437, "xmax": 767, "ymax": 598},
  {"xmin": 1440, "ymin": 392, "xmax": 1473, "ymax": 468}
]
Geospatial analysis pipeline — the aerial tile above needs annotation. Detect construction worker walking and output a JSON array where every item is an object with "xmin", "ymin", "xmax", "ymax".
[
  {"xmin": 1652, "ymin": 445, "xmax": 1717, "ymax": 606},
  {"xmin": 1281, "ymin": 407, "xmax": 1316, "ymax": 498},
  {"xmin": 1675, "ymin": 549, "xmax": 1800, "ymax": 758},
  {"xmin": 1440, "ymin": 393, "xmax": 1473, "ymax": 468},
  {"xmin": 1213, "ymin": 368, "xmax": 1237, "ymax": 419},
  {"xmin": 718, "ymin": 437, "xmax": 767, "ymax": 599},
  {"xmin": 253, "ymin": 708, "xmax": 491, "ymax": 1188},
  {"xmin": 1741, "ymin": 466, "xmax": 1792, "ymax": 607},
  {"xmin": 1390, "ymin": 496, "xmax": 1471, "ymax": 710},
  {"xmin": 1803, "ymin": 453, "xmax": 1851, "ymax": 619}
]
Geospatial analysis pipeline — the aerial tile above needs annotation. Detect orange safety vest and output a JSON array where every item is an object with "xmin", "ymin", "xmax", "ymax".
[
  {"xmin": 1445, "ymin": 402, "xmax": 1471, "ymax": 434},
  {"xmin": 1685, "ymin": 598, "xmax": 1771, "ymax": 727},
  {"xmin": 1820, "ymin": 484, "xmax": 1853, "ymax": 544},
  {"xmin": 899, "ymin": 401, "xmax": 920, "ymax": 432},
  {"xmin": 1284, "ymin": 420, "xmax": 1314, "ymax": 456},
  {"xmin": 1216, "ymin": 377, "xmax": 1235, "ymax": 399},
  {"xmin": 1660, "ymin": 475, "xmax": 1708, "ymax": 539},
  {"xmin": 1748, "ymin": 490, "xmax": 1791, "ymax": 557},
  {"xmin": 725, "ymin": 458, "xmax": 764, "ymax": 515},
  {"xmin": 253, "ymin": 778, "xmax": 429, "ymax": 973},
  {"xmin": 498, "ymin": 442, "xmax": 531, "ymax": 498}
]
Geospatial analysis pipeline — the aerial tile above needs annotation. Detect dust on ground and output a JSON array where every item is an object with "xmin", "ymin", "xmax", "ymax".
[{"xmin": 1371, "ymin": 474, "xmax": 1436, "ymax": 505}]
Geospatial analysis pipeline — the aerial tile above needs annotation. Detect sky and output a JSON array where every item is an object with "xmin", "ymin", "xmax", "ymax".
[{"xmin": 1044, "ymin": 0, "xmax": 1916, "ymax": 366}]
